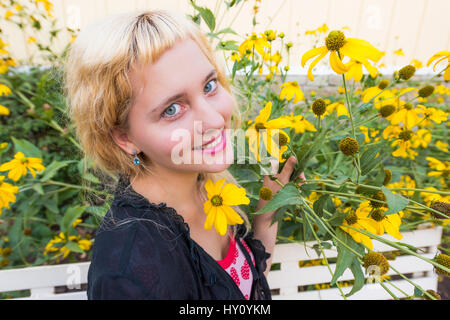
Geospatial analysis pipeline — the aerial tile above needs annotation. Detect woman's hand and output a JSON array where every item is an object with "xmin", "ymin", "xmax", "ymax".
[
  {"xmin": 262, "ymin": 156, "xmax": 306, "ymax": 195},
  {"xmin": 253, "ymin": 155, "xmax": 306, "ymax": 278}
]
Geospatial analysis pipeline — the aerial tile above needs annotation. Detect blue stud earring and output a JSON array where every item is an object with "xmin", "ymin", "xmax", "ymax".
[{"xmin": 132, "ymin": 150, "xmax": 140, "ymax": 165}]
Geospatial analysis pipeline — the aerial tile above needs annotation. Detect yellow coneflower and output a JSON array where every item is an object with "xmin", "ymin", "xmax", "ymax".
[
  {"xmin": 301, "ymin": 30, "xmax": 383, "ymax": 81},
  {"xmin": 279, "ymin": 81, "xmax": 305, "ymax": 104},
  {"xmin": 344, "ymin": 58, "xmax": 378, "ymax": 82},
  {"xmin": 311, "ymin": 98, "xmax": 327, "ymax": 117},
  {"xmin": 0, "ymin": 105, "xmax": 10, "ymax": 116},
  {"xmin": 0, "ymin": 151, "xmax": 46, "ymax": 182},
  {"xmin": 239, "ymin": 32, "xmax": 270, "ymax": 59},
  {"xmin": 283, "ymin": 113, "xmax": 317, "ymax": 134},
  {"xmin": 245, "ymin": 102, "xmax": 292, "ymax": 163},
  {"xmin": 363, "ymin": 252, "xmax": 390, "ymax": 276},
  {"xmin": 203, "ymin": 179, "xmax": 249, "ymax": 236},
  {"xmin": 340, "ymin": 207, "xmax": 377, "ymax": 250}
]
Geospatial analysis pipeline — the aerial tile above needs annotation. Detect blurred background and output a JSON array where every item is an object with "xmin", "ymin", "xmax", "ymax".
[{"xmin": 4, "ymin": 0, "xmax": 450, "ymax": 73}]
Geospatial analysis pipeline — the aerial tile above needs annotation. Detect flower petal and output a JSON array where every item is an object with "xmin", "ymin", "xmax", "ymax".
[{"xmin": 301, "ymin": 46, "xmax": 328, "ymax": 67}]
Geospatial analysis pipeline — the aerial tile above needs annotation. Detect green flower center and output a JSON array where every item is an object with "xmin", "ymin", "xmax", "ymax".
[
  {"xmin": 339, "ymin": 137, "xmax": 359, "ymax": 156},
  {"xmin": 403, "ymin": 102, "xmax": 413, "ymax": 110},
  {"xmin": 378, "ymin": 80, "xmax": 389, "ymax": 90},
  {"xmin": 379, "ymin": 105, "xmax": 395, "ymax": 118},
  {"xmin": 325, "ymin": 31, "xmax": 346, "ymax": 51},
  {"xmin": 371, "ymin": 209, "xmax": 385, "ymax": 222},
  {"xmin": 273, "ymin": 132, "xmax": 288, "ymax": 146},
  {"xmin": 312, "ymin": 98, "xmax": 327, "ymax": 116},
  {"xmin": 399, "ymin": 130, "xmax": 413, "ymax": 141},
  {"xmin": 211, "ymin": 195, "xmax": 223, "ymax": 207},
  {"xmin": 345, "ymin": 211, "xmax": 358, "ymax": 225}
]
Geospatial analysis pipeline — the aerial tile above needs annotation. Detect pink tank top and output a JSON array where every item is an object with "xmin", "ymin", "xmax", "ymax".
[{"xmin": 216, "ymin": 231, "xmax": 255, "ymax": 300}]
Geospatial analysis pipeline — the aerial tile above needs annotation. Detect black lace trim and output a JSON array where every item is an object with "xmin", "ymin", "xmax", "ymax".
[{"xmin": 112, "ymin": 174, "xmax": 190, "ymax": 234}]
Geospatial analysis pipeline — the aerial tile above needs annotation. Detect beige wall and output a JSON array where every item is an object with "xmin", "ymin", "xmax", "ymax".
[{"xmin": 4, "ymin": 0, "xmax": 450, "ymax": 72}]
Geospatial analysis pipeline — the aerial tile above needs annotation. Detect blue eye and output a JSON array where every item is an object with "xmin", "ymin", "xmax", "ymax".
[
  {"xmin": 204, "ymin": 78, "xmax": 218, "ymax": 93},
  {"xmin": 162, "ymin": 103, "xmax": 181, "ymax": 118}
]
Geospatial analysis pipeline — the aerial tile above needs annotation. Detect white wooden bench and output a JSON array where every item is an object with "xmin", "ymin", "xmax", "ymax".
[{"xmin": 0, "ymin": 226, "xmax": 442, "ymax": 300}]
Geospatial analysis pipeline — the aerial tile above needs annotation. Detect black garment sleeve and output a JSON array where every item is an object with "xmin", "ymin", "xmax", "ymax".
[{"xmin": 89, "ymin": 273, "xmax": 153, "ymax": 300}]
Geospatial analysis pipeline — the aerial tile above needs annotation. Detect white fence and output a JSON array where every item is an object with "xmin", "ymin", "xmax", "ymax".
[{"xmin": 0, "ymin": 225, "xmax": 442, "ymax": 300}]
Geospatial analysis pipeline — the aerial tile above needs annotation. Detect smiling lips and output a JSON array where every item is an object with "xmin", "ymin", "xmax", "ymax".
[{"xmin": 193, "ymin": 129, "xmax": 226, "ymax": 154}]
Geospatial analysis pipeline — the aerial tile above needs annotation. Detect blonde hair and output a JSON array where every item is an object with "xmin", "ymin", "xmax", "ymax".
[{"xmin": 63, "ymin": 9, "xmax": 251, "ymax": 237}]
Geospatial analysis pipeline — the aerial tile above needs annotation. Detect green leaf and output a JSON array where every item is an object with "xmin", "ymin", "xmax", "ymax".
[
  {"xmin": 62, "ymin": 205, "xmax": 87, "ymax": 233},
  {"xmin": 65, "ymin": 241, "xmax": 84, "ymax": 253},
  {"xmin": 313, "ymin": 194, "xmax": 330, "ymax": 217},
  {"xmin": 253, "ymin": 183, "xmax": 301, "ymax": 215},
  {"xmin": 32, "ymin": 183, "xmax": 44, "ymax": 195},
  {"xmin": 345, "ymin": 259, "xmax": 365, "ymax": 297},
  {"xmin": 359, "ymin": 143, "xmax": 383, "ymax": 176},
  {"xmin": 330, "ymin": 228, "xmax": 365, "ymax": 286},
  {"xmin": 83, "ymin": 172, "xmax": 100, "ymax": 184},
  {"xmin": 381, "ymin": 186, "xmax": 409, "ymax": 215},
  {"xmin": 190, "ymin": 1, "xmax": 215, "ymax": 32},
  {"xmin": 11, "ymin": 137, "xmax": 42, "ymax": 158},
  {"xmin": 215, "ymin": 27, "xmax": 238, "ymax": 36},
  {"xmin": 40, "ymin": 160, "xmax": 71, "ymax": 182}
]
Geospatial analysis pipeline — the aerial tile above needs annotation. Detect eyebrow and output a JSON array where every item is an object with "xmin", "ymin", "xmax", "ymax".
[{"xmin": 151, "ymin": 69, "xmax": 217, "ymax": 114}]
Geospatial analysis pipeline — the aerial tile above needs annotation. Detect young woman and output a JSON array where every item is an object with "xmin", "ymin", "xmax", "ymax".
[{"xmin": 64, "ymin": 9, "xmax": 303, "ymax": 300}]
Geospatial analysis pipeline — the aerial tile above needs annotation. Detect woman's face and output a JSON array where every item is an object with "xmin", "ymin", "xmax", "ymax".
[{"xmin": 122, "ymin": 38, "xmax": 234, "ymax": 174}]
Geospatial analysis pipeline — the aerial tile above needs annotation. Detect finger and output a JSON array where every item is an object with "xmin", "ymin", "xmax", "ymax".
[
  {"xmin": 297, "ymin": 172, "xmax": 306, "ymax": 186},
  {"xmin": 278, "ymin": 156, "xmax": 297, "ymax": 183}
]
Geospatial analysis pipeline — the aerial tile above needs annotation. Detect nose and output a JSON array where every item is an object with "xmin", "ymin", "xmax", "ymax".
[{"xmin": 193, "ymin": 96, "xmax": 226, "ymax": 137}]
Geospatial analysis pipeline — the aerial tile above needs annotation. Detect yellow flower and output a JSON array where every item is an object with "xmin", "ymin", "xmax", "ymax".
[
  {"xmin": 78, "ymin": 239, "xmax": 92, "ymax": 251},
  {"xmin": 391, "ymin": 139, "xmax": 418, "ymax": 159},
  {"xmin": 427, "ymin": 51, "xmax": 450, "ymax": 81},
  {"xmin": 0, "ymin": 151, "xmax": 46, "ymax": 182},
  {"xmin": 279, "ymin": 81, "xmax": 305, "ymax": 104},
  {"xmin": 4, "ymin": 11, "xmax": 13, "ymax": 19},
  {"xmin": 415, "ymin": 104, "xmax": 448, "ymax": 126},
  {"xmin": 27, "ymin": 37, "xmax": 36, "ymax": 44},
  {"xmin": 387, "ymin": 175, "xmax": 416, "ymax": 197},
  {"xmin": 284, "ymin": 113, "xmax": 317, "ymax": 134},
  {"xmin": 0, "ymin": 105, "xmax": 10, "ymax": 116},
  {"xmin": 301, "ymin": 30, "xmax": 383, "ymax": 81},
  {"xmin": 389, "ymin": 103, "xmax": 421, "ymax": 129},
  {"xmin": 420, "ymin": 187, "xmax": 450, "ymax": 207},
  {"xmin": 324, "ymin": 101, "xmax": 349, "ymax": 117},
  {"xmin": 359, "ymin": 126, "xmax": 379, "ymax": 143},
  {"xmin": 72, "ymin": 218, "xmax": 83, "ymax": 228},
  {"xmin": 382, "ymin": 124, "xmax": 402, "ymax": 140},
  {"xmin": 435, "ymin": 140, "xmax": 449, "ymax": 152},
  {"xmin": 344, "ymin": 58, "xmax": 378, "ymax": 82},
  {"xmin": 426, "ymin": 157, "xmax": 450, "ymax": 178},
  {"xmin": 410, "ymin": 59, "xmax": 423, "ymax": 69},
  {"xmin": 35, "ymin": 0, "xmax": 53, "ymax": 16},
  {"xmin": 339, "ymin": 206, "xmax": 377, "ymax": 250},
  {"xmin": 245, "ymin": 102, "xmax": 292, "ymax": 163},
  {"xmin": 394, "ymin": 49, "xmax": 405, "ymax": 56},
  {"xmin": 0, "ymin": 84, "xmax": 12, "ymax": 97},
  {"xmin": 410, "ymin": 129, "xmax": 431, "ymax": 149},
  {"xmin": 0, "ymin": 176, "xmax": 19, "ymax": 214},
  {"xmin": 203, "ymin": 179, "xmax": 249, "ymax": 236},
  {"xmin": 366, "ymin": 204, "xmax": 403, "ymax": 240},
  {"xmin": 239, "ymin": 32, "xmax": 270, "ymax": 58}
]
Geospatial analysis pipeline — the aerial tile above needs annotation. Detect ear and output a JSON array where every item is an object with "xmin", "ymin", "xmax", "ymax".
[{"xmin": 110, "ymin": 127, "xmax": 138, "ymax": 155}]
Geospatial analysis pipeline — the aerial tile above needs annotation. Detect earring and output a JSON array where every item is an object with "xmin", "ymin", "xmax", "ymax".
[{"xmin": 132, "ymin": 150, "xmax": 140, "ymax": 165}]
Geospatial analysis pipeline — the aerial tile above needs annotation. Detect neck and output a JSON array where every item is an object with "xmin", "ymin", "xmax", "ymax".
[{"xmin": 131, "ymin": 165, "xmax": 204, "ymax": 221}]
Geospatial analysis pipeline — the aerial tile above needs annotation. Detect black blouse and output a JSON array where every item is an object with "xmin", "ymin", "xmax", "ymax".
[{"xmin": 87, "ymin": 174, "xmax": 272, "ymax": 300}]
